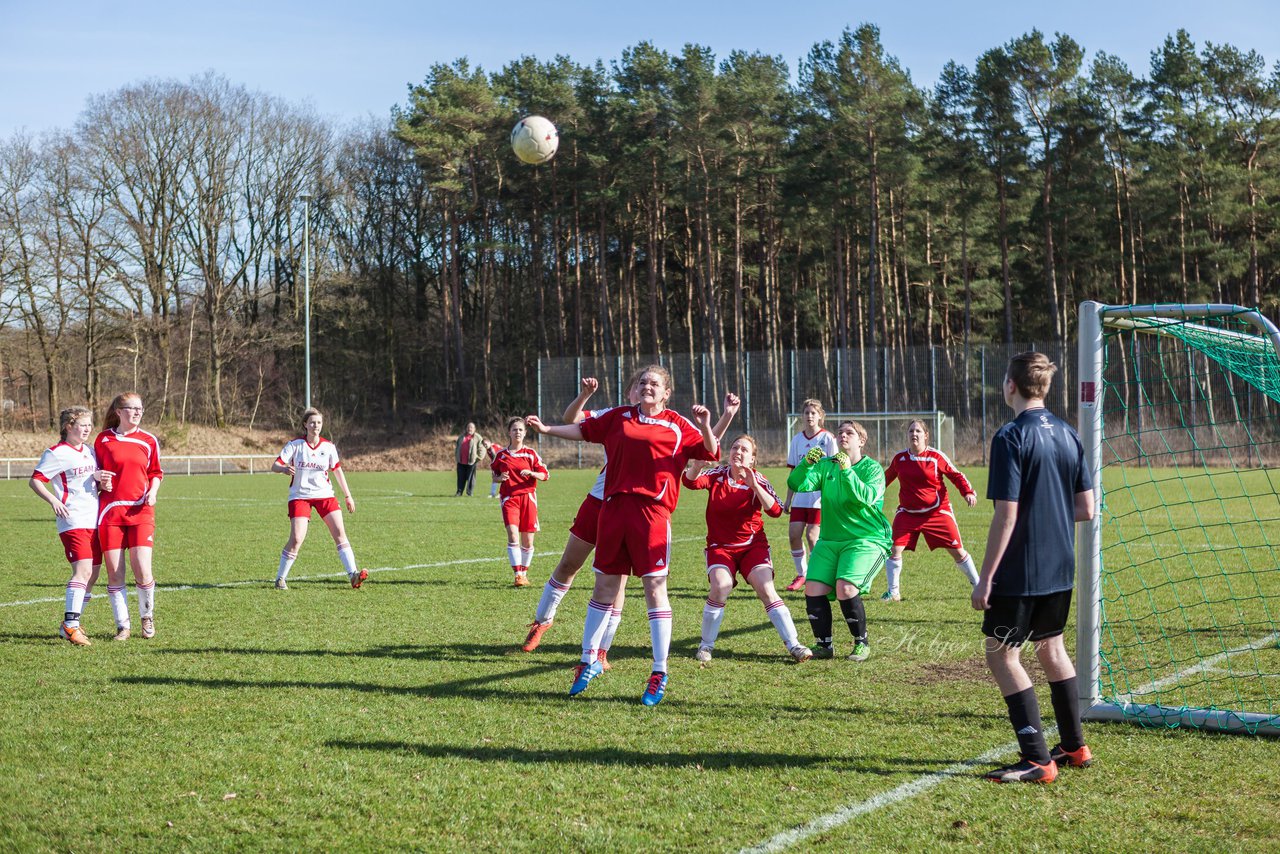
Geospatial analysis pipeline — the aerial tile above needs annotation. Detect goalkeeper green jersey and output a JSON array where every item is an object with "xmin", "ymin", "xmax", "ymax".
[{"xmin": 787, "ymin": 455, "xmax": 892, "ymax": 550}]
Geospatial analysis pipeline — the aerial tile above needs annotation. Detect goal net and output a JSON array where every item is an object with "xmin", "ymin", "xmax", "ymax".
[
  {"xmin": 783, "ymin": 410, "xmax": 955, "ymax": 464},
  {"xmin": 1078, "ymin": 301, "xmax": 1280, "ymax": 734}
]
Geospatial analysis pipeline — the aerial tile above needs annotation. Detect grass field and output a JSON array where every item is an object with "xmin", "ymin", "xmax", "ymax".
[{"xmin": 2, "ymin": 467, "xmax": 1280, "ymax": 852}]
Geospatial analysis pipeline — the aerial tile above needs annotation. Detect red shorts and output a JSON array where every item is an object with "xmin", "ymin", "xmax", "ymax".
[
  {"xmin": 706, "ymin": 541, "xmax": 773, "ymax": 582},
  {"xmin": 289, "ymin": 497, "xmax": 340, "ymax": 519},
  {"xmin": 568, "ymin": 494, "xmax": 604, "ymax": 545},
  {"xmin": 97, "ymin": 501, "xmax": 155, "ymax": 529},
  {"xmin": 892, "ymin": 508, "xmax": 963, "ymax": 551},
  {"xmin": 593, "ymin": 493, "xmax": 671, "ymax": 577},
  {"xmin": 99, "ymin": 522, "xmax": 155, "ymax": 551},
  {"xmin": 500, "ymin": 493, "xmax": 540, "ymax": 534},
  {"xmin": 789, "ymin": 506, "xmax": 820, "ymax": 526},
  {"xmin": 59, "ymin": 528, "xmax": 101, "ymax": 564}
]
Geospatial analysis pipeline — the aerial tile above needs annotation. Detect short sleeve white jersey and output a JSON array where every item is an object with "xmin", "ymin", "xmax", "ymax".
[
  {"xmin": 277, "ymin": 437, "xmax": 341, "ymax": 500},
  {"xmin": 786, "ymin": 428, "xmax": 838, "ymax": 509},
  {"xmin": 32, "ymin": 442, "xmax": 99, "ymax": 532}
]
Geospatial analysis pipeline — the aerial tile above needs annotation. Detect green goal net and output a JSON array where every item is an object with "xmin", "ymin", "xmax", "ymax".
[{"xmin": 1078, "ymin": 302, "xmax": 1280, "ymax": 735}]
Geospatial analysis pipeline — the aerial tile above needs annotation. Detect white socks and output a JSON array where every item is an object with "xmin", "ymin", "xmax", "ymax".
[
  {"xmin": 108, "ymin": 585, "xmax": 129, "ymax": 628},
  {"xmin": 700, "ymin": 598, "xmax": 727, "ymax": 649},
  {"xmin": 766, "ymin": 599, "xmax": 801, "ymax": 648},
  {"xmin": 336, "ymin": 542, "xmax": 358, "ymax": 576},
  {"xmin": 600, "ymin": 608, "xmax": 623, "ymax": 652},
  {"xmin": 885, "ymin": 557, "xmax": 902, "ymax": 596},
  {"xmin": 277, "ymin": 549, "xmax": 297, "ymax": 581},
  {"xmin": 535, "ymin": 576, "xmax": 571, "ymax": 624},
  {"xmin": 956, "ymin": 553, "xmax": 979, "ymax": 585},
  {"xmin": 520, "ymin": 547, "xmax": 534, "ymax": 570},
  {"xmin": 648, "ymin": 607, "xmax": 673, "ymax": 673},
  {"xmin": 791, "ymin": 549, "xmax": 806, "ymax": 576},
  {"xmin": 507, "ymin": 544, "xmax": 521, "ymax": 569},
  {"xmin": 137, "ymin": 580, "xmax": 155, "ymax": 618},
  {"xmin": 581, "ymin": 598, "xmax": 612, "ymax": 663}
]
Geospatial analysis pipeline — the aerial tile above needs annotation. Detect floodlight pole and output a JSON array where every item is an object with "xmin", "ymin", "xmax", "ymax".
[{"xmin": 301, "ymin": 193, "xmax": 313, "ymax": 409}]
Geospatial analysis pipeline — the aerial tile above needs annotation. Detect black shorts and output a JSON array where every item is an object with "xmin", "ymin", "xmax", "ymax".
[{"xmin": 981, "ymin": 589, "xmax": 1073, "ymax": 647}]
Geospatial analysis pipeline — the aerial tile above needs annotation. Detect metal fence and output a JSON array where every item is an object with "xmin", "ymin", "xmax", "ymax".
[
  {"xmin": 1, "ymin": 454, "xmax": 277, "ymax": 480},
  {"xmin": 536, "ymin": 342, "xmax": 1076, "ymax": 467}
]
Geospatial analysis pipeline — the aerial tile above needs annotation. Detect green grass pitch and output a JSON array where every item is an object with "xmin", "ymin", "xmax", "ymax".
[{"xmin": 2, "ymin": 468, "xmax": 1279, "ymax": 851}]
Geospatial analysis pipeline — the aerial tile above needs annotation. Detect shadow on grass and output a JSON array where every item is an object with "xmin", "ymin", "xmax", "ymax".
[
  {"xmin": 323, "ymin": 738, "xmax": 970, "ymax": 776},
  {"xmin": 110, "ymin": 672, "xmax": 1002, "ymax": 721}
]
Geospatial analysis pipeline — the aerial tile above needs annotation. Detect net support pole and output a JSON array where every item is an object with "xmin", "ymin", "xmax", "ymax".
[{"xmin": 1077, "ymin": 300, "xmax": 1105, "ymax": 714}]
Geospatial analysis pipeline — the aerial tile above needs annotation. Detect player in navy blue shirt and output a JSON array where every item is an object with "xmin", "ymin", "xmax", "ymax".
[{"xmin": 973, "ymin": 352, "xmax": 1096, "ymax": 784}]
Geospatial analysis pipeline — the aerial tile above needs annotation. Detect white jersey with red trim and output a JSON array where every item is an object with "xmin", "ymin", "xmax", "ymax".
[
  {"xmin": 32, "ymin": 442, "xmax": 99, "ymax": 533},
  {"xmin": 786, "ymin": 429, "xmax": 837, "ymax": 509},
  {"xmin": 884, "ymin": 446, "xmax": 975, "ymax": 514},
  {"xmin": 277, "ymin": 437, "xmax": 341, "ymax": 500}
]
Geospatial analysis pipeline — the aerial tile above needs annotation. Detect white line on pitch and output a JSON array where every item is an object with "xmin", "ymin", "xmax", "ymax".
[
  {"xmin": 740, "ymin": 632, "xmax": 1278, "ymax": 853},
  {"xmin": 0, "ymin": 536, "xmax": 706, "ymax": 608}
]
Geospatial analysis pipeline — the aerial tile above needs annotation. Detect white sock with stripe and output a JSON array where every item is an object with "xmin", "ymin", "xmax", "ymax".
[
  {"xmin": 956, "ymin": 553, "xmax": 979, "ymax": 585},
  {"xmin": 700, "ymin": 598, "xmax": 726, "ymax": 649},
  {"xmin": 520, "ymin": 547, "xmax": 534, "ymax": 571},
  {"xmin": 507, "ymin": 545, "xmax": 521, "ymax": 570},
  {"xmin": 108, "ymin": 585, "xmax": 129, "ymax": 628},
  {"xmin": 277, "ymin": 550, "xmax": 297, "ymax": 581},
  {"xmin": 765, "ymin": 599, "xmax": 800, "ymax": 648},
  {"xmin": 581, "ymin": 598, "xmax": 612, "ymax": 663},
  {"xmin": 600, "ymin": 608, "xmax": 623, "ymax": 652},
  {"xmin": 137, "ymin": 581, "xmax": 155, "ymax": 618},
  {"xmin": 64, "ymin": 579, "xmax": 88, "ymax": 627},
  {"xmin": 336, "ymin": 541, "xmax": 359, "ymax": 576},
  {"xmin": 535, "ymin": 576, "xmax": 571, "ymax": 624},
  {"xmin": 791, "ymin": 549, "xmax": 806, "ymax": 576},
  {"xmin": 648, "ymin": 607, "xmax": 673, "ymax": 673}
]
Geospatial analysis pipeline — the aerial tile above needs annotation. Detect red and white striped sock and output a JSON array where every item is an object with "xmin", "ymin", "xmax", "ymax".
[
  {"xmin": 137, "ymin": 580, "xmax": 155, "ymax": 619},
  {"xmin": 535, "ymin": 576, "xmax": 572, "ymax": 623},
  {"xmin": 107, "ymin": 584, "xmax": 129, "ymax": 628},
  {"xmin": 765, "ymin": 599, "xmax": 800, "ymax": 648},
  {"xmin": 277, "ymin": 549, "xmax": 297, "ymax": 582},
  {"xmin": 648, "ymin": 607, "xmax": 673, "ymax": 673},
  {"xmin": 520, "ymin": 547, "xmax": 534, "ymax": 571},
  {"xmin": 700, "ymin": 598, "xmax": 726, "ymax": 649},
  {"xmin": 600, "ymin": 607, "xmax": 623, "ymax": 652},
  {"xmin": 64, "ymin": 579, "xmax": 88, "ymax": 627},
  {"xmin": 506, "ymin": 545, "xmax": 521, "ymax": 570},
  {"xmin": 581, "ymin": 599, "xmax": 612, "ymax": 663}
]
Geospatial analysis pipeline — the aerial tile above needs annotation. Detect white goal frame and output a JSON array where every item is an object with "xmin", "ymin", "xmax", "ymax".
[
  {"xmin": 783, "ymin": 410, "xmax": 954, "ymax": 463},
  {"xmin": 1077, "ymin": 300, "xmax": 1280, "ymax": 735}
]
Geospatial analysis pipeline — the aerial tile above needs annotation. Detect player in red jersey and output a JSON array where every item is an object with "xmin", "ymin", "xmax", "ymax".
[
  {"xmin": 782, "ymin": 399, "xmax": 838, "ymax": 592},
  {"xmin": 526, "ymin": 364, "xmax": 720, "ymax": 706},
  {"xmin": 94, "ymin": 392, "xmax": 163, "ymax": 640},
  {"xmin": 521, "ymin": 376, "xmax": 741, "ymax": 663},
  {"xmin": 491, "ymin": 416, "xmax": 549, "ymax": 587},
  {"xmin": 881, "ymin": 419, "xmax": 979, "ymax": 600},
  {"xmin": 29, "ymin": 406, "xmax": 104, "ymax": 646},
  {"xmin": 272, "ymin": 407, "xmax": 366, "ymax": 590},
  {"xmin": 683, "ymin": 435, "xmax": 813, "ymax": 664}
]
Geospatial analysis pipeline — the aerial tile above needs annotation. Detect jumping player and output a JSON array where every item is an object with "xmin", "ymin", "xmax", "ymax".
[
  {"xmin": 882, "ymin": 419, "xmax": 979, "ymax": 600},
  {"xmin": 787, "ymin": 421, "xmax": 891, "ymax": 661},
  {"xmin": 272, "ymin": 407, "xmax": 367, "ymax": 590},
  {"xmin": 94, "ymin": 392, "xmax": 163, "ymax": 640},
  {"xmin": 526, "ymin": 364, "xmax": 719, "ymax": 706},
  {"xmin": 521, "ymin": 376, "xmax": 741, "ymax": 664},
  {"xmin": 491, "ymin": 416, "xmax": 549, "ymax": 587},
  {"xmin": 782, "ymin": 400, "xmax": 837, "ymax": 592},
  {"xmin": 29, "ymin": 406, "xmax": 102, "ymax": 646},
  {"xmin": 683, "ymin": 436, "xmax": 812, "ymax": 663},
  {"xmin": 974, "ymin": 352, "xmax": 1095, "ymax": 784}
]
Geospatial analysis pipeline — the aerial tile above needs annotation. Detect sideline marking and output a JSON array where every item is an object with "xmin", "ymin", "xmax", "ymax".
[{"xmin": 741, "ymin": 632, "xmax": 1276, "ymax": 853}]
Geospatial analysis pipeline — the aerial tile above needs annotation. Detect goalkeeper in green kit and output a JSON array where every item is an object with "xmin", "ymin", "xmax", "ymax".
[{"xmin": 786, "ymin": 420, "xmax": 892, "ymax": 660}]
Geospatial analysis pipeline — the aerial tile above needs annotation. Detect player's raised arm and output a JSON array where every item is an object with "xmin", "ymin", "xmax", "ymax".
[
  {"xmin": 691, "ymin": 404, "xmax": 718, "ymax": 454},
  {"xmin": 526, "ymin": 414, "xmax": 584, "ymax": 442},
  {"xmin": 562, "ymin": 377, "xmax": 600, "ymax": 424},
  {"xmin": 711, "ymin": 392, "xmax": 740, "ymax": 440}
]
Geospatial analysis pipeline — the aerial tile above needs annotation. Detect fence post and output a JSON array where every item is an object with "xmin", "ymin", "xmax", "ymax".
[
  {"xmin": 836, "ymin": 347, "xmax": 843, "ymax": 413},
  {"xmin": 789, "ymin": 349, "xmax": 796, "ymax": 415},
  {"xmin": 981, "ymin": 346, "xmax": 987, "ymax": 466},
  {"xmin": 576, "ymin": 356, "xmax": 582, "ymax": 468},
  {"xmin": 930, "ymin": 345, "xmax": 937, "ymax": 411},
  {"xmin": 745, "ymin": 351, "xmax": 752, "ymax": 435}
]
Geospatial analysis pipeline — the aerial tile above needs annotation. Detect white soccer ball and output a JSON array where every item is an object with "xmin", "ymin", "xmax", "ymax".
[{"xmin": 511, "ymin": 115, "xmax": 559, "ymax": 165}]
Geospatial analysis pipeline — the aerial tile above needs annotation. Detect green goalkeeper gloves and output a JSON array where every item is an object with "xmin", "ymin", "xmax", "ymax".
[
  {"xmin": 833, "ymin": 451, "xmax": 850, "ymax": 470},
  {"xmin": 803, "ymin": 446, "xmax": 825, "ymax": 465}
]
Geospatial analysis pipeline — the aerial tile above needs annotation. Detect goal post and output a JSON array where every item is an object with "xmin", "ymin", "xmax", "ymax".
[
  {"xmin": 1077, "ymin": 300, "xmax": 1280, "ymax": 735},
  {"xmin": 783, "ymin": 410, "xmax": 954, "ymax": 464}
]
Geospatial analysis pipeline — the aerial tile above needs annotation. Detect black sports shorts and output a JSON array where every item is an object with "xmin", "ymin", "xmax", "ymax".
[{"xmin": 981, "ymin": 589, "xmax": 1073, "ymax": 647}]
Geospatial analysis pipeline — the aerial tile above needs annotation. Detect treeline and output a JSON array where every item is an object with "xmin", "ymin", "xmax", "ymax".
[{"xmin": 1, "ymin": 26, "xmax": 1277, "ymax": 431}]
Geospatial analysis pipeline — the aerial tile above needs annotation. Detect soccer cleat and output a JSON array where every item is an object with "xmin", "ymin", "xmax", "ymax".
[
  {"xmin": 569, "ymin": 660, "xmax": 605, "ymax": 696},
  {"xmin": 350, "ymin": 569, "xmax": 369, "ymax": 589},
  {"xmin": 812, "ymin": 644, "xmax": 835, "ymax": 659},
  {"xmin": 59, "ymin": 622, "xmax": 92, "ymax": 647},
  {"xmin": 140, "ymin": 616, "xmax": 155, "ymax": 639},
  {"xmin": 274, "ymin": 578, "xmax": 289, "ymax": 590},
  {"xmin": 984, "ymin": 758, "xmax": 1058, "ymax": 784},
  {"xmin": 113, "ymin": 625, "xmax": 131, "ymax": 641},
  {"xmin": 880, "ymin": 591, "xmax": 901, "ymax": 602},
  {"xmin": 694, "ymin": 646, "xmax": 713, "ymax": 663},
  {"xmin": 521, "ymin": 620, "xmax": 552, "ymax": 652},
  {"xmin": 1050, "ymin": 743, "xmax": 1093, "ymax": 768},
  {"xmin": 641, "ymin": 671, "xmax": 668, "ymax": 706},
  {"xmin": 847, "ymin": 642, "xmax": 871, "ymax": 662},
  {"xmin": 513, "ymin": 571, "xmax": 530, "ymax": 588},
  {"xmin": 784, "ymin": 576, "xmax": 806, "ymax": 592},
  {"xmin": 789, "ymin": 644, "xmax": 813, "ymax": 662},
  {"xmin": 595, "ymin": 649, "xmax": 611, "ymax": 671}
]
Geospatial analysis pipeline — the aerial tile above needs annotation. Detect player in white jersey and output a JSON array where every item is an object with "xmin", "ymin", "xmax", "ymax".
[
  {"xmin": 29, "ymin": 407, "xmax": 103, "ymax": 646},
  {"xmin": 271, "ymin": 407, "xmax": 367, "ymax": 590},
  {"xmin": 781, "ymin": 399, "xmax": 838, "ymax": 592}
]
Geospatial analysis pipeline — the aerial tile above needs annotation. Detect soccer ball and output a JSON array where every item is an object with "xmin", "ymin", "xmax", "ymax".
[{"xmin": 511, "ymin": 115, "xmax": 559, "ymax": 165}]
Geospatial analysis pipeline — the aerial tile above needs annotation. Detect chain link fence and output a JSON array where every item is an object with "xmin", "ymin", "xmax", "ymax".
[{"xmin": 535, "ymin": 342, "xmax": 1075, "ymax": 468}]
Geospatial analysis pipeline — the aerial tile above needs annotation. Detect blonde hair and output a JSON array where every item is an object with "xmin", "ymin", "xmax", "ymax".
[
  {"xmin": 906, "ymin": 419, "xmax": 930, "ymax": 439},
  {"xmin": 299, "ymin": 407, "xmax": 323, "ymax": 437},
  {"xmin": 839, "ymin": 420, "xmax": 868, "ymax": 444},
  {"xmin": 102, "ymin": 392, "xmax": 141, "ymax": 431},
  {"xmin": 59, "ymin": 406, "xmax": 93, "ymax": 441},
  {"xmin": 800, "ymin": 399, "xmax": 825, "ymax": 418},
  {"xmin": 636, "ymin": 364, "xmax": 673, "ymax": 394},
  {"xmin": 729, "ymin": 434, "xmax": 758, "ymax": 462},
  {"xmin": 1007, "ymin": 352, "xmax": 1057, "ymax": 400}
]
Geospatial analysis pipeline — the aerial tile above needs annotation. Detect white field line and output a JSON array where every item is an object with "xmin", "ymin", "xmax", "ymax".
[
  {"xmin": 741, "ymin": 631, "xmax": 1279, "ymax": 853},
  {"xmin": 1114, "ymin": 631, "xmax": 1280, "ymax": 703},
  {"xmin": 0, "ymin": 536, "xmax": 707, "ymax": 609}
]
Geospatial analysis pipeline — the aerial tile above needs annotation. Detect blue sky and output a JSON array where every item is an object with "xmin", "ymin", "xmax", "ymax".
[{"xmin": 1, "ymin": 0, "xmax": 1276, "ymax": 137}]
